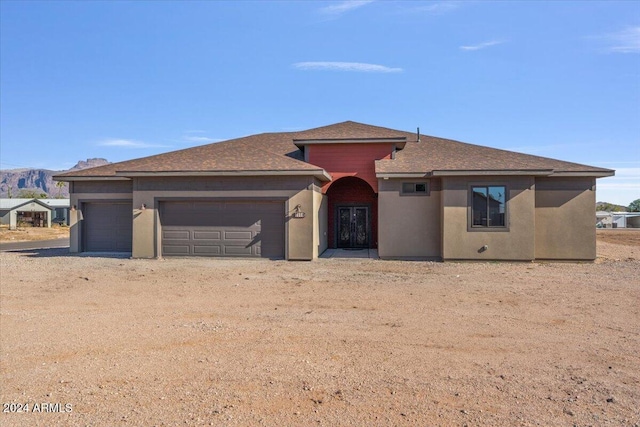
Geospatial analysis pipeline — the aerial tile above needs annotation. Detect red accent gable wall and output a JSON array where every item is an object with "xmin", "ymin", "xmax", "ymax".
[{"xmin": 307, "ymin": 143, "xmax": 393, "ymax": 193}]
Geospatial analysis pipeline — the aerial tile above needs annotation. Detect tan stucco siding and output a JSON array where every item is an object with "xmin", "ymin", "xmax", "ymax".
[
  {"xmin": 441, "ymin": 176, "xmax": 535, "ymax": 260},
  {"xmin": 377, "ymin": 179, "xmax": 441, "ymax": 259},
  {"xmin": 129, "ymin": 176, "xmax": 318, "ymax": 260},
  {"xmin": 534, "ymin": 177, "xmax": 596, "ymax": 260},
  {"xmin": 313, "ymin": 187, "xmax": 328, "ymax": 258}
]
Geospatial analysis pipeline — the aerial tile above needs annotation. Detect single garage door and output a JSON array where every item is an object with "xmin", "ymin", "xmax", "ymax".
[
  {"xmin": 161, "ymin": 200, "xmax": 285, "ymax": 258},
  {"xmin": 83, "ymin": 202, "xmax": 133, "ymax": 252}
]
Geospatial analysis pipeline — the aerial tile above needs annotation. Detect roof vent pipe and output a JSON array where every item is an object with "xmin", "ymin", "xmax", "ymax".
[{"xmin": 417, "ymin": 127, "xmax": 421, "ymax": 143}]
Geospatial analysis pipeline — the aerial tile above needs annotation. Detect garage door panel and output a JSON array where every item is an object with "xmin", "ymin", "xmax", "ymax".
[
  {"xmin": 163, "ymin": 245, "xmax": 191, "ymax": 255},
  {"xmin": 161, "ymin": 201, "xmax": 284, "ymax": 258},
  {"xmin": 223, "ymin": 245, "xmax": 253, "ymax": 255},
  {"xmin": 193, "ymin": 245, "xmax": 221, "ymax": 255},
  {"xmin": 164, "ymin": 230, "xmax": 190, "ymax": 240},
  {"xmin": 193, "ymin": 231, "xmax": 221, "ymax": 240},
  {"xmin": 225, "ymin": 230, "xmax": 254, "ymax": 240},
  {"xmin": 83, "ymin": 202, "xmax": 133, "ymax": 252}
]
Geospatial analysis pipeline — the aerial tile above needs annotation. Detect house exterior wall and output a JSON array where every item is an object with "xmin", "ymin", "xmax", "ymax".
[
  {"xmin": 377, "ymin": 178, "xmax": 441, "ymax": 259},
  {"xmin": 127, "ymin": 176, "xmax": 321, "ymax": 260},
  {"xmin": 69, "ymin": 177, "xmax": 322, "ymax": 260},
  {"xmin": 308, "ymin": 143, "xmax": 393, "ymax": 193},
  {"xmin": 441, "ymin": 176, "xmax": 535, "ymax": 260},
  {"xmin": 534, "ymin": 177, "xmax": 596, "ymax": 260},
  {"xmin": 313, "ymin": 188, "xmax": 328, "ymax": 258}
]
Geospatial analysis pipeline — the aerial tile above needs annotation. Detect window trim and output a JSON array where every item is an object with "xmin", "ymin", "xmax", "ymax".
[
  {"xmin": 400, "ymin": 181, "xmax": 430, "ymax": 196},
  {"xmin": 467, "ymin": 183, "xmax": 509, "ymax": 232}
]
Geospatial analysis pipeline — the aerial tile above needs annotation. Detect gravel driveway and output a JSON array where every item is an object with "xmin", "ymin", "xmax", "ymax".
[{"xmin": 1, "ymin": 236, "xmax": 638, "ymax": 426}]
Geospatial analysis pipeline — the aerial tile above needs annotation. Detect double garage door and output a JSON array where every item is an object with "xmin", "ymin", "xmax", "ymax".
[
  {"xmin": 160, "ymin": 200, "xmax": 285, "ymax": 258},
  {"xmin": 83, "ymin": 202, "xmax": 133, "ymax": 252}
]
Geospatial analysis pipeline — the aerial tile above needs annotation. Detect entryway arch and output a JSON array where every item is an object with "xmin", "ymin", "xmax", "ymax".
[{"xmin": 326, "ymin": 176, "xmax": 377, "ymax": 249}]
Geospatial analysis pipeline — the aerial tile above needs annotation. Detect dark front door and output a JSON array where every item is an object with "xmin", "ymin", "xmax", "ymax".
[{"xmin": 337, "ymin": 206, "xmax": 369, "ymax": 248}]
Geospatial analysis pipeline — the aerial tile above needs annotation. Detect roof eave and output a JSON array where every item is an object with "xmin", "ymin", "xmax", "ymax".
[
  {"xmin": 3, "ymin": 199, "xmax": 54, "ymax": 211},
  {"xmin": 376, "ymin": 169, "xmax": 615, "ymax": 178},
  {"xmin": 430, "ymin": 170, "xmax": 554, "ymax": 176},
  {"xmin": 550, "ymin": 171, "xmax": 615, "ymax": 177},
  {"xmin": 114, "ymin": 169, "xmax": 332, "ymax": 181},
  {"xmin": 53, "ymin": 176, "xmax": 131, "ymax": 182},
  {"xmin": 294, "ymin": 137, "xmax": 407, "ymax": 150},
  {"xmin": 376, "ymin": 172, "xmax": 430, "ymax": 179}
]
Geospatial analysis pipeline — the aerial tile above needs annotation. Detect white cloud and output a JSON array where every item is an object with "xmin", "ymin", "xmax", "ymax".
[
  {"xmin": 413, "ymin": 1, "xmax": 460, "ymax": 14},
  {"xmin": 599, "ymin": 26, "xmax": 640, "ymax": 54},
  {"xmin": 182, "ymin": 135, "xmax": 221, "ymax": 143},
  {"xmin": 293, "ymin": 61, "xmax": 403, "ymax": 73},
  {"xmin": 595, "ymin": 165, "xmax": 640, "ymax": 205},
  {"xmin": 460, "ymin": 40, "xmax": 505, "ymax": 51},
  {"xmin": 612, "ymin": 167, "xmax": 640, "ymax": 179},
  {"xmin": 320, "ymin": 0, "xmax": 373, "ymax": 15},
  {"xmin": 98, "ymin": 139, "xmax": 168, "ymax": 148}
]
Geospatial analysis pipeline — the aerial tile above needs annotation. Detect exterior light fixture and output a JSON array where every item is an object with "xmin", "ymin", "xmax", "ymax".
[{"xmin": 293, "ymin": 204, "xmax": 305, "ymax": 218}]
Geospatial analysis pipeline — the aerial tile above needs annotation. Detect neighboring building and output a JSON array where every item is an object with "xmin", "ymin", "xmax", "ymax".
[
  {"xmin": 40, "ymin": 199, "xmax": 71, "ymax": 225},
  {"xmin": 596, "ymin": 211, "xmax": 640, "ymax": 228},
  {"xmin": 54, "ymin": 121, "xmax": 614, "ymax": 260},
  {"xmin": 0, "ymin": 198, "xmax": 70, "ymax": 229}
]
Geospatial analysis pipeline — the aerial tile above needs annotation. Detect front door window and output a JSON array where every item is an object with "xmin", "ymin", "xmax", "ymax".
[{"xmin": 337, "ymin": 206, "xmax": 369, "ymax": 248}]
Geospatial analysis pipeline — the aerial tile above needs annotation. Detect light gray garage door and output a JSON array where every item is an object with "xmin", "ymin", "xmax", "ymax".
[
  {"xmin": 83, "ymin": 202, "xmax": 132, "ymax": 252},
  {"xmin": 160, "ymin": 200, "xmax": 284, "ymax": 258}
]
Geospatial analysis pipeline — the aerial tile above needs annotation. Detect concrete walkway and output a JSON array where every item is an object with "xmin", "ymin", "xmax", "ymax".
[{"xmin": 320, "ymin": 248, "xmax": 379, "ymax": 259}]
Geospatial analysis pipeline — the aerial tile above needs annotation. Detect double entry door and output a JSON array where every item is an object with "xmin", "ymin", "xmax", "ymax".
[{"xmin": 337, "ymin": 206, "xmax": 369, "ymax": 248}]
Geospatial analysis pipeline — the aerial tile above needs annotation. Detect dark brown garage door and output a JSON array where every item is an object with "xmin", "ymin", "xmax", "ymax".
[
  {"xmin": 160, "ymin": 200, "xmax": 284, "ymax": 258},
  {"xmin": 83, "ymin": 202, "xmax": 132, "ymax": 252}
]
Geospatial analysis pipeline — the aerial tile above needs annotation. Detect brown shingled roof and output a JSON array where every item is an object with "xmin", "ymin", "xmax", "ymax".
[
  {"xmin": 54, "ymin": 121, "xmax": 614, "ymax": 180},
  {"xmin": 292, "ymin": 120, "xmax": 409, "ymax": 141},
  {"xmin": 376, "ymin": 135, "xmax": 614, "ymax": 176},
  {"xmin": 55, "ymin": 133, "xmax": 324, "ymax": 179}
]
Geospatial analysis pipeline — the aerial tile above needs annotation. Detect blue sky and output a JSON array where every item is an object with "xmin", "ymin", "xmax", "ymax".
[{"xmin": 1, "ymin": 0, "xmax": 638, "ymax": 205}]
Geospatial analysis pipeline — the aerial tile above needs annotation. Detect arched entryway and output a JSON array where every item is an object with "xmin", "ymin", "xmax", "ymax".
[{"xmin": 326, "ymin": 176, "xmax": 377, "ymax": 249}]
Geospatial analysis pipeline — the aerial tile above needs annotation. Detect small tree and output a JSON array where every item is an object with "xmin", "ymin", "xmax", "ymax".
[
  {"xmin": 55, "ymin": 181, "xmax": 66, "ymax": 198},
  {"xmin": 17, "ymin": 189, "xmax": 41, "ymax": 199},
  {"xmin": 628, "ymin": 199, "xmax": 640, "ymax": 212}
]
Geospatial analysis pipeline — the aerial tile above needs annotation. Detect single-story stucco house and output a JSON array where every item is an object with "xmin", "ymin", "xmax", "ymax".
[
  {"xmin": 0, "ymin": 198, "xmax": 70, "ymax": 229},
  {"xmin": 53, "ymin": 121, "xmax": 614, "ymax": 261}
]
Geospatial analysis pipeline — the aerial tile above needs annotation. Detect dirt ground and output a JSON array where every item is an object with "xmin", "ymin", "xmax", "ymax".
[
  {"xmin": 1, "ymin": 232, "xmax": 638, "ymax": 426},
  {"xmin": 0, "ymin": 225, "xmax": 70, "ymax": 242}
]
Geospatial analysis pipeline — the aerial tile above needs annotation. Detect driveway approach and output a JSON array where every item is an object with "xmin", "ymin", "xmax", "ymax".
[{"xmin": 0, "ymin": 237, "xmax": 69, "ymax": 252}]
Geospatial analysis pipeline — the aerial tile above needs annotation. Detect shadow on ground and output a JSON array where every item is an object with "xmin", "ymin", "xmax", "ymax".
[{"xmin": 3, "ymin": 247, "xmax": 131, "ymax": 259}]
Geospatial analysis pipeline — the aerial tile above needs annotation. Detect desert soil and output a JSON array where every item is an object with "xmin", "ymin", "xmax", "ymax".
[
  {"xmin": 1, "ymin": 231, "xmax": 639, "ymax": 426},
  {"xmin": 0, "ymin": 225, "xmax": 70, "ymax": 242}
]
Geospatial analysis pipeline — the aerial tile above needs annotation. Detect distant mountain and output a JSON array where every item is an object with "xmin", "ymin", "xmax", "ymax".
[
  {"xmin": 68, "ymin": 158, "xmax": 110, "ymax": 171},
  {"xmin": 0, "ymin": 158, "xmax": 110, "ymax": 198}
]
